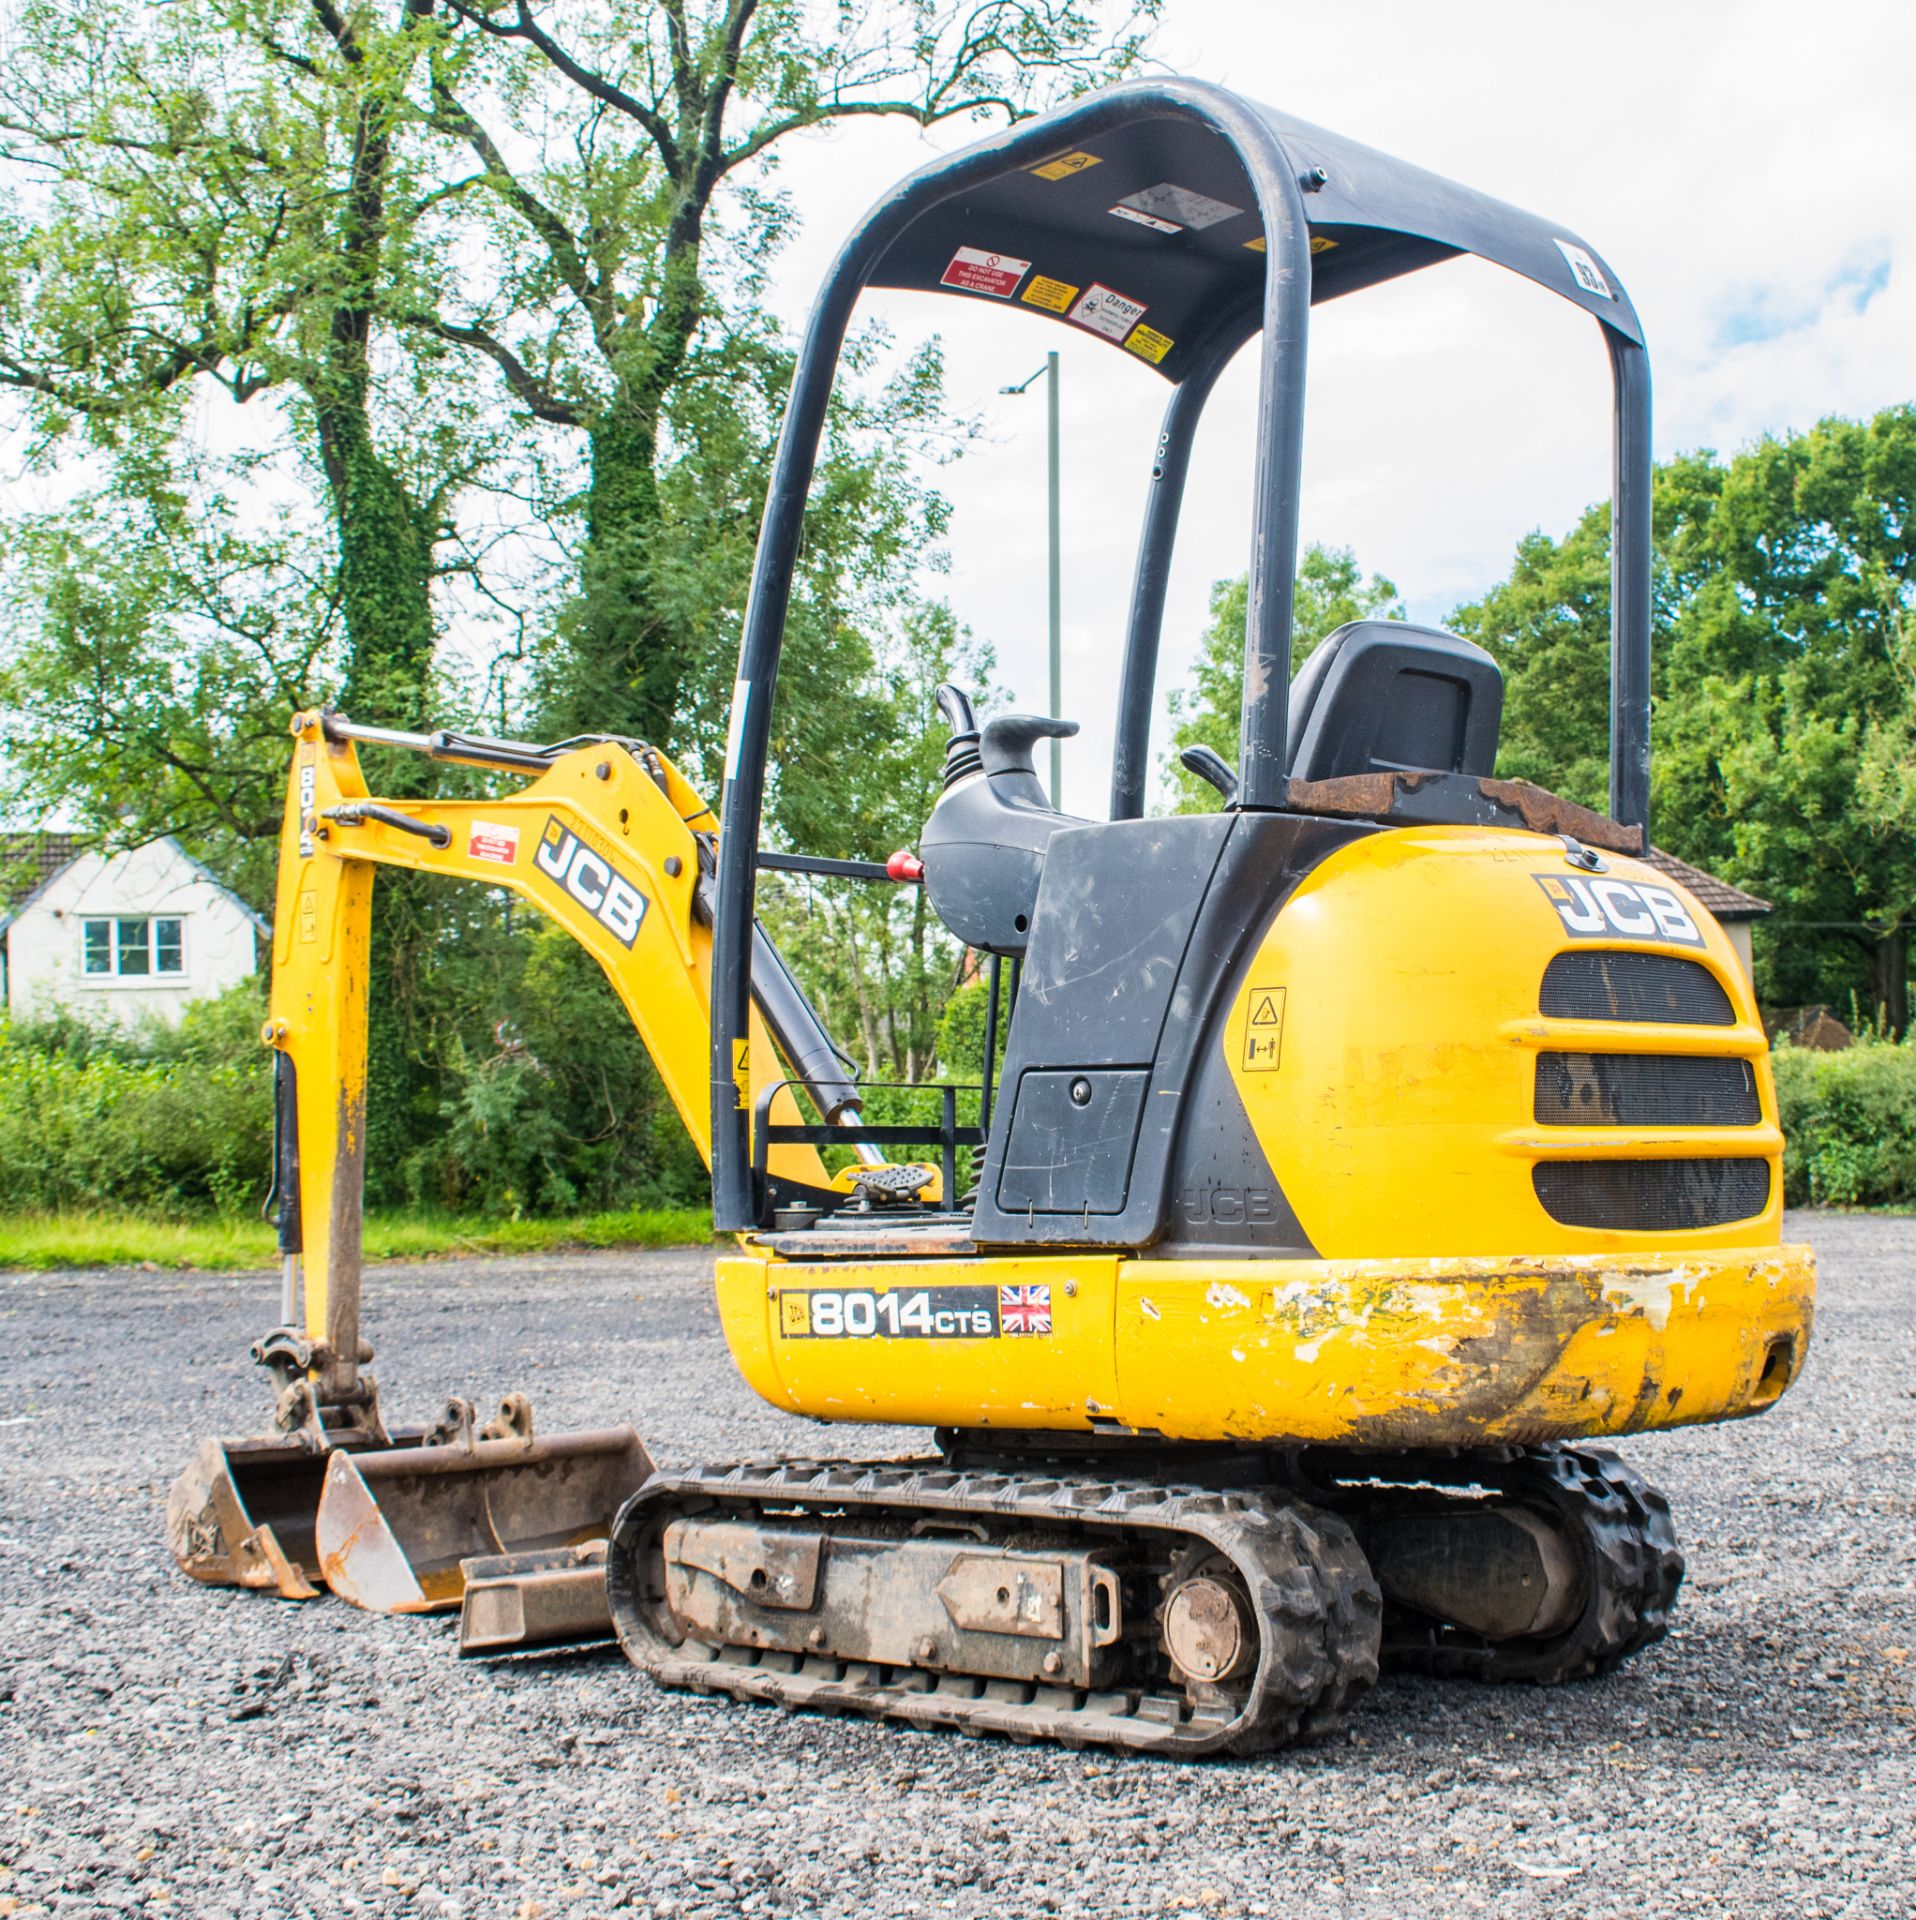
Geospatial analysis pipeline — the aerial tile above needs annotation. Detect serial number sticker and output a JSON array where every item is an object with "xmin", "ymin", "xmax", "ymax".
[
  {"xmin": 779, "ymin": 1285, "xmax": 1001, "ymax": 1341},
  {"xmin": 1554, "ymin": 237, "xmax": 1614, "ymax": 300},
  {"xmin": 1021, "ymin": 273, "xmax": 1079, "ymax": 313}
]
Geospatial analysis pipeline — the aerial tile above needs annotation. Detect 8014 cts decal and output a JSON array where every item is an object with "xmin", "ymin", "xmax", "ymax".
[{"xmin": 779, "ymin": 1283, "xmax": 1052, "ymax": 1341}]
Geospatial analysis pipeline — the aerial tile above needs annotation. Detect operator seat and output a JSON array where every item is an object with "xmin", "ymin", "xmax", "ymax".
[{"xmin": 1285, "ymin": 620, "xmax": 1503, "ymax": 782}]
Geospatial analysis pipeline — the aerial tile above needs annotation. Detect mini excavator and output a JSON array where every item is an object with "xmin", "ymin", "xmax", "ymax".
[{"xmin": 170, "ymin": 79, "xmax": 1816, "ymax": 1757}]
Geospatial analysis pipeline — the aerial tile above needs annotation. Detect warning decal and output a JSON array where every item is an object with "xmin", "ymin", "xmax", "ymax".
[
  {"xmin": 1244, "ymin": 234, "xmax": 1339, "ymax": 254},
  {"xmin": 1124, "ymin": 324, "xmax": 1174, "ymax": 366},
  {"xmin": 940, "ymin": 246, "xmax": 1031, "ymax": 298},
  {"xmin": 1111, "ymin": 203, "xmax": 1181, "ymax": 235},
  {"xmin": 1068, "ymin": 282, "xmax": 1147, "ymax": 342},
  {"xmin": 468, "ymin": 820, "xmax": 520, "ymax": 866},
  {"xmin": 1243, "ymin": 986, "xmax": 1286, "ymax": 1072},
  {"xmin": 1021, "ymin": 274, "xmax": 1079, "ymax": 313},
  {"xmin": 1030, "ymin": 150, "xmax": 1102, "ymax": 181},
  {"xmin": 1554, "ymin": 238, "xmax": 1614, "ymax": 300},
  {"xmin": 1120, "ymin": 182, "xmax": 1242, "ymax": 230}
]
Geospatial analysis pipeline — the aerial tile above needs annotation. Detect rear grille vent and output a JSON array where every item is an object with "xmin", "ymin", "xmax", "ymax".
[
  {"xmin": 1533, "ymin": 1158, "xmax": 1770, "ymax": 1231},
  {"xmin": 1539, "ymin": 951, "xmax": 1734, "ymax": 1026},
  {"xmin": 1534, "ymin": 1053, "xmax": 1760, "ymax": 1127}
]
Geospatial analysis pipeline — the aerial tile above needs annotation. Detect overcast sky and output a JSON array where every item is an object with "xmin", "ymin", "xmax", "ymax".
[{"xmin": 762, "ymin": 0, "xmax": 1916, "ymax": 812}]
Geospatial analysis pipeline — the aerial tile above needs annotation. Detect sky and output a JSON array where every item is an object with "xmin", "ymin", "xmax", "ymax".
[{"xmin": 757, "ymin": 0, "xmax": 1916, "ymax": 812}]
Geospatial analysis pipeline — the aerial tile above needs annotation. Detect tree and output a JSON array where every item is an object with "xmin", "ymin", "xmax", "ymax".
[
  {"xmin": 1455, "ymin": 406, "xmax": 1916, "ymax": 1029},
  {"xmin": 1162, "ymin": 544, "xmax": 1403, "ymax": 812},
  {"xmin": 406, "ymin": 0, "xmax": 1156, "ymax": 745},
  {"xmin": 0, "ymin": 0, "xmax": 1159, "ymax": 1201},
  {"xmin": 0, "ymin": 0, "xmax": 477, "ymax": 744}
]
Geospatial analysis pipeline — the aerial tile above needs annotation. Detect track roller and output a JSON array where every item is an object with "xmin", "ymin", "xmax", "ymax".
[
  {"xmin": 605, "ymin": 1460, "xmax": 1382, "ymax": 1756},
  {"xmin": 1339, "ymin": 1444, "xmax": 1684, "ymax": 1684}
]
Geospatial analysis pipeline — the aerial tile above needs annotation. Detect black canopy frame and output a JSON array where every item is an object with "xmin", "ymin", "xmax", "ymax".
[{"xmin": 708, "ymin": 77, "xmax": 1653, "ymax": 1230}]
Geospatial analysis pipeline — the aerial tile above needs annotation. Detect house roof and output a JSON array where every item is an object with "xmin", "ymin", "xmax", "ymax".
[
  {"xmin": 0, "ymin": 831, "xmax": 85, "ymax": 913},
  {"xmin": 1643, "ymin": 846, "xmax": 1771, "ymax": 918},
  {"xmin": 0, "ymin": 831, "xmax": 270, "ymax": 939}
]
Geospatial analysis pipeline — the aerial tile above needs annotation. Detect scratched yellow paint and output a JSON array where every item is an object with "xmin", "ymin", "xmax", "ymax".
[
  {"xmin": 716, "ymin": 1241, "xmax": 1814, "ymax": 1446},
  {"xmin": 1107, "ymin": 1246, "xmax": 1814, "ymax": 1444}
]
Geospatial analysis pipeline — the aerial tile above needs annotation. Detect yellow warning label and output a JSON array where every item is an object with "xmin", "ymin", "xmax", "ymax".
[
  {"xmin": 731, "ymin": 1037, "xmax": 751, "ymax": 1109},
  {"xmin": 1243, "ymin": 234, "xmax": 1339, "ymax": 255},
  {"xmin": 1031, "ymin": 150, "xmax": 1102, "ymax": 182},
  {"xmin": 1022, "ymin": 274, "xmax": 1079, "ymax": 313},
  {"xmin": 1243, "ymin": 987, "xmax": 1286, "ymax": 1072},
  {"xmin": 1124, "ymin": 324, "xmax": 1174, "ymax": 365},
  {"xmin": 779, "ymin": 1293, "xmax": 811, "ymax": 1336}
]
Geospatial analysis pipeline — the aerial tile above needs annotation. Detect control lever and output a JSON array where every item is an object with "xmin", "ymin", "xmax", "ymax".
[
  {"xmin": 934, "ymin": 684, "xmax": 977, "ymax": 735},
  {"xmin": 980, "ymin": 713, "xmax": 1080, "ymax": 780},
  {"xmin": 1178, "ymin": 745, "xmax": 1239, "ymax": 803}
]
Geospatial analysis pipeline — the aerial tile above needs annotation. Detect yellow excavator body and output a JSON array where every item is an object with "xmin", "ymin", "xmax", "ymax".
[
  {"xmin": 170, "ymin": 77, "xmax": 1823, "ymax": 1757},
  {"xmin": 717, "ymin": 826, "xmax": 1810, "ymax": 1443}
]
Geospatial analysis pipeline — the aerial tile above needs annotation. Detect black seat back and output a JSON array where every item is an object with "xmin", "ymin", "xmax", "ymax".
[{"xmin": 1286, "ymin": 620, "xmax": 1502, "ymax": 782}]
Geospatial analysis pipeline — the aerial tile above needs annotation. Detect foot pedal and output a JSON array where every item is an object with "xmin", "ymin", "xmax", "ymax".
[{"xmin": 850, "ymin": 1164, "xmax": 935, "ymax": 1206}]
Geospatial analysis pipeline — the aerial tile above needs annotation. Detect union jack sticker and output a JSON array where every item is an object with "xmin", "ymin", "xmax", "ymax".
[{"xmin": 998, "ymin": 1284, "xmax": 1053, "ymax": 1336}]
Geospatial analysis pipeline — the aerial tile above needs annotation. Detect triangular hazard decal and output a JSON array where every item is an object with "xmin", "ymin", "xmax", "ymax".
[{"xmin": 1251, "ymin": 992, "xmax": 1281, "ymax": 1027}]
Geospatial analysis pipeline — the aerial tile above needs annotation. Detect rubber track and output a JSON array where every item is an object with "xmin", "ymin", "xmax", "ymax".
[
  {"xmin": 606, "ymin": 1461, "xmax": 1381, "ymax": 1757},
  {"xmin": 1380, "ymin": 1445, "xmax": 1684, "ymax": 1685}
]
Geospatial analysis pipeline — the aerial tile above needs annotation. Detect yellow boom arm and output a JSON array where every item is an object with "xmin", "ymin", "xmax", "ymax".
[{"xmin": 263, "ymin": 712, "xmax": 832, "ymax": 1406}]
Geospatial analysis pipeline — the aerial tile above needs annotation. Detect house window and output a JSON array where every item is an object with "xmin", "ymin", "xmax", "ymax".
[{"xmin": 81, "ymin": 917, "xmax": 184, "ymax": 978}]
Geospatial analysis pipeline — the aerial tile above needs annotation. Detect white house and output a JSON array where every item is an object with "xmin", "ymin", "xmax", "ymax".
[{"xmin": 0, "ymin": 833, "xmax": 267, "ymax": 1025}]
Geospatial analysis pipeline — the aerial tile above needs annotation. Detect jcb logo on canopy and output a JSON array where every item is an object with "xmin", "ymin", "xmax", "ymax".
[
  {"xmin": 1534, "ymin": 873, "xmax": 1703, "ymax": 948},
  {"xmin": 535, "ymin": 818, "xmax": 648, "ymax": 947}
]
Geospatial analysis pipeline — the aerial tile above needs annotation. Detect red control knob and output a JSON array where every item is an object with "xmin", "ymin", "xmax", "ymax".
[{"xmin": 886, "ymin": 849, "xmax": 926, "ymax": 883}]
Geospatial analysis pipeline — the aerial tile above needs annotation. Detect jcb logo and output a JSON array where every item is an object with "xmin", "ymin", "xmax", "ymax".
[
  {"xmin": 535, "ymin": 817, "xmax": 648, "ymax": 947},
  {"xmin": 1534, "ymin": 873, "xmax": 1703, "ymax": 948}
]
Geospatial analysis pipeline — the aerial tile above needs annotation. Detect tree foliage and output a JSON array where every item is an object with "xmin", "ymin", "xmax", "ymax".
[
  {"xmin": 1162, "ymin": 544, "xmax": 1403, "ymax": 813},
  {"xmin": 1456, "ymin": 406, "xmax": 1916, "ymax": 1027}
]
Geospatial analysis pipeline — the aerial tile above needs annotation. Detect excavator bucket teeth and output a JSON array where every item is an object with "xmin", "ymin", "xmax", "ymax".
[{"xmin": 314, "ymin": 1425, "xmax": 652, "ymax": 1615}]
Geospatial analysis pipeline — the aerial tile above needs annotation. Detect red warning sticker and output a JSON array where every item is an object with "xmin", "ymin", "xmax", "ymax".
[
  {"xmin": 468, "ymin": 821, "xmax": 521, "ymax": 866},
  {"xmin": 940, "ymin": 246, "xmax": 1031, "ymax": 298}
]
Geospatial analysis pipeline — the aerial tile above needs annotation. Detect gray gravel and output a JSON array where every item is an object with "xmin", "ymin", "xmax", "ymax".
[{"xmin": 1, "ymin": 1211, "xmax": 1912, "ymax": 1919}]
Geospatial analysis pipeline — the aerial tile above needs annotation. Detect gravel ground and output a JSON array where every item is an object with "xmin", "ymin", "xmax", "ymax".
[{"xmin": 1, "ymin": 1211, "xmax": 1912, "ymax": 1920}]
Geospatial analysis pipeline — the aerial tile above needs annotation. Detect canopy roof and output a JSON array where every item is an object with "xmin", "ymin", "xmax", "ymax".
[{"xmin": 867, "ymin": 96, "xmax": 1643, "ymax": 382}]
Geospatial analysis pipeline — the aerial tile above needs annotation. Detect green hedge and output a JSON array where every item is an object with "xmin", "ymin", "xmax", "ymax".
[
  {"xmin": 1771, "ymin": 1034, "xmax": 1916, "ymax": 1209},
  {"xmin": 0, "ymin": 988, "xmax": 271, "ymax": 1213},
  {"xmin": 6, "ymin": 984, "xmax": 1913, "ymax": 1217}
]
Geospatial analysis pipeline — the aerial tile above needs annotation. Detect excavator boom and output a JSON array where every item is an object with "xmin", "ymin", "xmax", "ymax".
[{"xmin": 169, "ymin": 710, "xmax": 893, "ymax": 1619}]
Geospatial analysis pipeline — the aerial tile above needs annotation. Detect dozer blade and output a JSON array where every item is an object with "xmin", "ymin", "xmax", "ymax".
[{"xmin": 314, "ymin": 1421, "xmax": 652, "ymax": 1614}]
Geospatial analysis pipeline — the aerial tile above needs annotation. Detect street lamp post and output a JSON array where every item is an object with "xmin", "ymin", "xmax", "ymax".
[{"xmin": 1001, "ymin": 351, "xmax": 1063, "ymax": 807}]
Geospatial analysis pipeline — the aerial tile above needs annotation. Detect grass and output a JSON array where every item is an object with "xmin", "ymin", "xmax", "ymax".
[{"xmin": 0, "ymin": 1205, "xmax": 718, "ymax": 1272}]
